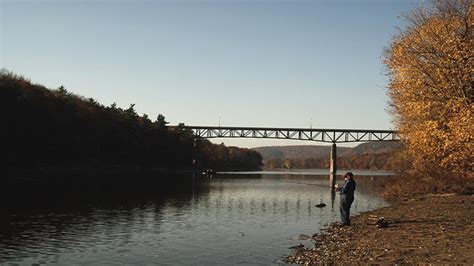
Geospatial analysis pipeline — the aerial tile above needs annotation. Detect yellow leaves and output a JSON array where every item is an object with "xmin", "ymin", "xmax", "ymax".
[{"xmin": 385, "ymin": 0, "xmax": 473, "ymax": 177}]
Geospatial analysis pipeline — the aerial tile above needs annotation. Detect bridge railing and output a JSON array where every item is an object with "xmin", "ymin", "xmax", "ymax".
[{"xmin": 184, "ymin": 126, "xmax": 399, "ymax": 143}]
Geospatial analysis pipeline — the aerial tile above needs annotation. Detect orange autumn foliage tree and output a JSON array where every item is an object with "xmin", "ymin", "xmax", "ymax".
[{"xmin": 385, "ymin": 0, "xmax": 473, "ymax": 178}]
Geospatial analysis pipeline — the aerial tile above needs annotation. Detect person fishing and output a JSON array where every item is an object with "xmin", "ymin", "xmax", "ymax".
[{"xmin": 335, "ymin": 172, "xmax": 356, "ymax": 226}]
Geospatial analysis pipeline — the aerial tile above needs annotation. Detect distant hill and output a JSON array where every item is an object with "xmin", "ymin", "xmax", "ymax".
[
  {"xmin": 340, "ymin": 142, "xmax": 403, "ymax": 157},
  {"xmin": 253, "ymin": 142, "xmax": 402, "ymax": 161},
  {"xmin": 253, "ymin": 142, "xmax": 407, "ymax": 171},
  {"xmin": 252, "ymin": 145, "xmax": 351, "ymax": 160}
]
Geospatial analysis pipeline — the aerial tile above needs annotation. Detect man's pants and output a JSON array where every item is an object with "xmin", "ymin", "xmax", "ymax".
[{"xmin": 340, "ymin": 194, "xmax": 354, "ymax": 225}]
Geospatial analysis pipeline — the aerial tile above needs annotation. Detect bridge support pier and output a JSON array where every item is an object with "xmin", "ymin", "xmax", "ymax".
[
  {"xmin": 329, "ymin": 142, "xmax": 337, "ymax": 190},
  {"xmin": 192, "ymin": 138, "xmax": 197, "ymax": 171}
]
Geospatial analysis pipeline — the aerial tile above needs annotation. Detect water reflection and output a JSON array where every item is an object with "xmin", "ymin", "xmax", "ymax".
[{"xmin": 0, "ymin": 172, "xmax": 390, "ymax": 264}]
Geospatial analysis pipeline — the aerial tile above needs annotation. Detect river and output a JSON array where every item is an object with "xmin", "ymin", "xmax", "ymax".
[{"xmin": 0, "ymin": 170, "xmax": 393, "ymax": 264}]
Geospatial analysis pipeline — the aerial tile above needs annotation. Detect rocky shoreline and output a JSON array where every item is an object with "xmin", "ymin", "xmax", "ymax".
[{"xmin": 285, "ymin": 194, "xmax": 473, "ymax": 264}]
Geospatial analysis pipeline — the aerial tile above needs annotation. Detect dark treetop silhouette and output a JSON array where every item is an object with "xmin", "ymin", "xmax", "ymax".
[{"xmin": 0, "ymin": 71, "xmax": 262, "ymax": 182}]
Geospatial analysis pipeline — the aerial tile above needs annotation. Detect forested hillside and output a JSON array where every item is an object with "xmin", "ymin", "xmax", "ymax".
[
  {"xmin": 253, "ymin": 145, "xmax": 350, "ymax": 160},
  {"xmin": 339, "ymin": 142, "xmax": 403, "ymax": 157},
  {"xmin": 0, "ymin": 71, "xmax": 262, "ymax": 176},
  {"xmin": 254, "ymin": 142, "xmax": 407, "ymax": 171}
]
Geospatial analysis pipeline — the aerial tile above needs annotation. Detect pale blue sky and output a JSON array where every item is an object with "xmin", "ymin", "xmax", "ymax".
[{"xmin": 1, "ymin": 0, "xmax": 417, "ymax": 147}]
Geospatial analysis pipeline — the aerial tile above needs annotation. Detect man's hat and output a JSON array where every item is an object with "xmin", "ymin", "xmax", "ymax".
[{"xmin": 344, "ymin": 172, "xmax": 354, "ymax": 178}]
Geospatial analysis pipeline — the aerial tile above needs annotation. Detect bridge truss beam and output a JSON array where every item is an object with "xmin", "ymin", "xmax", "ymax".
[{"xmin": 185, "ymin": 126, "xmax": 399, "ymax": 143}]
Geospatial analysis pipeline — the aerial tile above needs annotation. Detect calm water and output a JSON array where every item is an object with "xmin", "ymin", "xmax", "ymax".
[{"xmin": 0, "ymin": 170, "xmax": 391, "ymax": 264}]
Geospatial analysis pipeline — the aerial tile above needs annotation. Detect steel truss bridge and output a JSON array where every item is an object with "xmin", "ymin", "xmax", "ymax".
[
  {"xmin": 184, "ymin": 126, "xmax": 399, "ymax": 143},
  {"xmin": 183, "ymin": 125, "xmax": 399, "ymax": 189}
]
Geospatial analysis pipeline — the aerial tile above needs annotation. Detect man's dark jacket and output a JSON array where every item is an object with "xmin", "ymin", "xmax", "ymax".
[{"xmin": 340, "ymin": 178, "xmax": 356, "ymax": 198}]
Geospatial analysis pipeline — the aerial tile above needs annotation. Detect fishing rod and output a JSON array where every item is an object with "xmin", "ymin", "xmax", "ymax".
[
  {"xmin": 277, "ymin": 180, "xmax": 334, "ymax": 189},
  {"xmin": 277, "ymin": 180, "xmax": 338, "ymax": 208}
]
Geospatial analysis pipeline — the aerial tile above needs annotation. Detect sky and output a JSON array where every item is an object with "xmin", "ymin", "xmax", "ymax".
[{"xmin": 1, "ymin": 0, "xmax": 418, "ymax": 148}]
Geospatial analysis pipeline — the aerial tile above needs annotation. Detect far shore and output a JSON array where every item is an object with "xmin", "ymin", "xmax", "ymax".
[
  {"xmin": 4, "ymin": 165, "xmax": 267, "ymax": 180},
  {"xmin": 5, "ymin": 165, "xmax": 193, "ymax": 179},
  {"xmin": 221, "ymin": 168, "xmax": 397, "ymax": 176}
]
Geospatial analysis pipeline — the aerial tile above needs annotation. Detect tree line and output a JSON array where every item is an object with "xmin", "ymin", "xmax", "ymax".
[
  {"xmin": 263, "ymin": 150, "xmax": 411, "ymax": 172},
  {"xmin": 377, "ymin": 0, "xmax": 473, "ymax": 196},
  {"xmin": 0, "ymin": 71, "xmax": 262, "ymax": 176},
  {"xmin": 384, "ymin": 0, "xmax": 473, "ymax": 179}
]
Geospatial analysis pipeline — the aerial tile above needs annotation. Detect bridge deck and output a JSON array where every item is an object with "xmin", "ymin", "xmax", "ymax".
[{"xmin": 184, "ymin": 126, "xmax": 399, "ymax": 143}]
